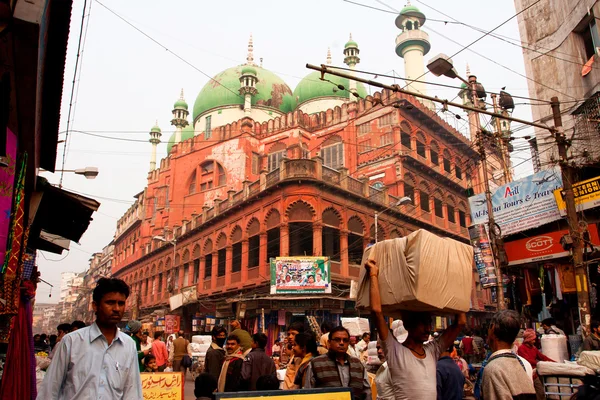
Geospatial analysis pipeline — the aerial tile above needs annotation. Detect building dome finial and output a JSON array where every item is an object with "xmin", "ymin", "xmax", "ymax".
[
  {"xmin": 327, "ymin": 47, "xmax": 332, "ymax": 65},
  {"xmin": 466, "ymin": 63, "xmax": 471, "ymax": 76},
  {"xmin": 247, "ymin": 34, "xmax": 254, "ymax": 65}
]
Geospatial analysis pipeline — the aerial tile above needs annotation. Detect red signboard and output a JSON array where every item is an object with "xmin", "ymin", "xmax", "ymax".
[
  {"xmin": 164, "ymin": 315, "xmax": 180, "ymax": 334},
  {"xmin": 504, "ymin": 224, "xmax": 600, "ymax": 265}
]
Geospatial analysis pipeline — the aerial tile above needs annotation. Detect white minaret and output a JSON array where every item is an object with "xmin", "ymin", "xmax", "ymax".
[
  {"xmin": 149, "ymin": 122, "xmax": 161, "ymax": 171},
  {"xmin": 239, "ymin": 35, "xmax": 259, "ymax": 116},
  {"xmin": 171, "ymin": 89, "xmax": 189, "ymax": 144},
  {"xmin": 395, "ymin": 1, "xmax": 432, "ymax": 107},
  {"xmin": 327, "ymin": 47, "xmax": 332, "ymax": 65},
  {"xmin": 343, "ymin": 34, "xmax": 360, "ymax": 96}
]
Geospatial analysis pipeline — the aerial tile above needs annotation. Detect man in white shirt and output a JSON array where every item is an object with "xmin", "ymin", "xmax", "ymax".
[
  {"xmin": 347, "ymin": 336, "xmax": 360, "ymax": 358},
  {"xmin": 366, "ymin": 259, "xmax": 465, "ymax": 400},
  {"xmin": 375, "ymin": 343, "xmax": 394, "ymax": 400}
]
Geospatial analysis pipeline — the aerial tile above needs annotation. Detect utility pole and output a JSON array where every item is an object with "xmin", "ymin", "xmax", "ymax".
[
  {"xmin": 491, "ymin": 93, "xmax": 512, "ymax": 182},
  {"xmin": 551, "ymin": 96, "xmax": 591, "ymax": 333}
]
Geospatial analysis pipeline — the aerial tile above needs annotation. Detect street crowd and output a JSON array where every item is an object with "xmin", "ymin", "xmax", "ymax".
[{"xmin": 34, "ymin": 261, "xmax": 600, "ymax": 399}]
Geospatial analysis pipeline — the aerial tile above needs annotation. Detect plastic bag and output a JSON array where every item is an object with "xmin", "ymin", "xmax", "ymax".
[{"xmin": 164, "ymin": 367, "xmax": 173, "ymax": 372}]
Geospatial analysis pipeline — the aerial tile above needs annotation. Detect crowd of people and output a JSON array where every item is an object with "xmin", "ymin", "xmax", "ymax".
[{"xmin": 34, "ymin": 264, "xmax": 600, "ymax": 400}]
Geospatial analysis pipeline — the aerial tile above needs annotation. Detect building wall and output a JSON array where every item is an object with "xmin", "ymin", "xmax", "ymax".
[{"xmin": 515, "ymin": 0, "xmax": 600, "ymax": 168}]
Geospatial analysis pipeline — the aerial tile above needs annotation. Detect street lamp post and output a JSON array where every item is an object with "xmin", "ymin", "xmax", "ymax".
[
  {"xmin": 54, "ymin": 167, "xmax": 99, "ymax": 179},
  {"xmin": 374, "ymin": 197, "xmax": 412, "ymax": 243}
]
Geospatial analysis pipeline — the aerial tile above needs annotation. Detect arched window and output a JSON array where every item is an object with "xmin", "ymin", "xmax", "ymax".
[
  {"xmin": 287, "ymin": 202, "xmax": 314, "ymax": 256},
  {"xmin": 247, "ymin": 218, "xmax": 261, "ymax": 268},
  {"xmin": 192, "ymin": 245, "xmax": 201, "ymax": 283},
  {"xmin": 458, "ymin": 202, "xmax": 468, "ymax": 228},
  {"xmin": 231, "ymin": 226, "xmax": 243, "ymax": 273},
  {"xmin": 403, "ymin": 173, "xmax": 416, "ymax": 200},
  {"xmin": 217, "ymin": 234, "xmax": 227, "ymax": 277},
  {"xmin": 430, "ymin": 141, "xmax": 440, "ymax": 166},
  {"xmin": 419, "ymin": 182, "xmax": 431, "ymax": 213},
  {"xmin": 321, "ymin": 136, "xmax": 344, "ymax": 170},
  {"xmin": 188, "ymin": 172, "xmax": 197, "ymax": 195},
  {"xmin": 322, "ymin": 209, "xmax": 341, "ymax": 262},
  {"xmin": 446, "ymin": 196, "xmax": 457, "ymax": 224},
  {"xmin": 182, "ymin": 249, "xmax": 190, "ymax": 288},
  {"xmin": 199, "ymin": 160, "xmax": 226, "ymax": 191},
  {"xmin": 400, "ymin": 121, "xmax": 412, "ymax": 149},
  {"xmin": 442, "ymin": 149, "xmax": 452, "ymax": 173},
  {"xmin": 203, "ymin": 239, "xmax": 213, "ymax": 279},
  {"xmin": 348, "ymin": 217, "xmax": 364, "ymax": 265},
  {"xmin": 268, "ymin": 143, "xmax": 286, "ymax": 172},
  {"xmin": 266, "ymin": 210, "xmax": 281, "ymax": 263},
  {"xmin": 416, "ymin": 132, "xmax": 427, "ymax": 158}
]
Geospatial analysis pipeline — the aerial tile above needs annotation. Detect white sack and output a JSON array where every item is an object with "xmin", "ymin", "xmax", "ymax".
[
  {"xmin": 578, "ymin": 351, "xmax": 600, "ymax": 371},
  {"xmin": 540, "ymin": 334, "xmax": 569, "ymax": 364},
  {"xmin": 192, "ymin": 335, "xmax": 212, "ymax": 345},
  {"xmin": 341, "ymin": 317, "xmax": 370, "ymax": 337}
]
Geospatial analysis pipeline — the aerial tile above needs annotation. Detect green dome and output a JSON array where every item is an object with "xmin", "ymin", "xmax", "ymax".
[
  {"xmin": 167, "ymin": 125, "xmax": 195, "ymax": 154},
  {"xmin": 400, "ymin": 4, "xmax": 421, "ymax": 14},
  {"xmin": 345, "ymin": 40, "xmax": 358, "ymax": 49},
  {"xmin": 193, "ymin": 65, "xmax": 295, "ymax": 122},
  {"xmin": 151, "ymin": 124, "xmax": 161, "ymax": 133},
  {"xmin": 174, "ymin": 98, "xmax": 188, "ymax": 110},
  {"xmin": 241, "ymin": 65, "xmax": 257, "ymax": 76},
  {"xmin": 293, "ymin": 71, "xmax": 368, "ymax": 107}
]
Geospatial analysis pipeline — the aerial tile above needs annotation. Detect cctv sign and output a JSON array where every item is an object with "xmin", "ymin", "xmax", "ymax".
[{"xmin": 504, "ymin": 224, "xmax": 600, "ymax": 266}]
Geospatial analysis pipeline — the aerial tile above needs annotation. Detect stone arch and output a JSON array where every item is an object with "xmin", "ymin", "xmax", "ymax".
[
  {"xmin": 321, "ymin": 134, "xmax": 342, "ymax": 147},
  {"xmin": 442, "ymin": 148, "xmax": 452, "ymax": 160},
  {"xmin": 175, "ymin": 253, "xmax": 181, "ymax": 266},
  {"xmin": 230, "ymin": 225, "xmax": 243, "ymax": 243},
  {"xmin": 165, "ymin": 257, "xmax": 172, "ymax": 269},
  {"xmin": 150, "ymin": 264, "xmax": 156, "ymax": 275},
  {"xmin": 192, "ymin": 244, "xmax": 201, "ymax": 259},
  {"xmin": 286, "ymin": 200, "xmax": 316, "ymax": 222},
  {"xmin": 203, "ymin": 238, "xmax": 213, "ymax": 253},
  {"xmin": 348, "ymin": 215, "xmax": 365, "ymax": 235},
  {"xmin": 430, "ymin": 140, "xmax": 440, "ymax": 152},
  {"xmin": 369, "ymin": 223, "xmax": 385, "ymax": 241},
  {"xmin": 158, "ymin": 261, "xmax": 164, "ymax": 273},
  {"xmin": 416, "ymin": 131, "xmax": 427, "ymax": 143},
  {"xmin": 400, "ymin": 120, "xmax": 412, "ymax": 134},
  {"xmin": 390, "ymin": 229, "xmax": 402, "ymax": 239},
  {"xmin": 216, "ymin": 232, "xmax": 227, "ymax": 249},
  {"xmin": 446, "ymin": 194, "xmax": 457, "ymax": 207},
  {"xmin": 458, "ymin": 200, "xmax": 467, "ymax": 211},
  {"xmin": 182, "ymin": 249, "xmax": 190, "ymax": 263},
  {"xmin": 134, "ymin": 272, "xmax": 138, "ymax": 282},
  {"xmin": 322, "ymin": 207, "xmax": 341, "ymax": 228},
  {"xmin": 267, "ymin": 142, "xmax": 286, "ymax": 153},
  {"xmin": 246, "ymin": 217, "xmax": 260, "ymax": 236},
  {"xmin": 265, "ymin": 208, "xmax": 281, "ymax": 229}
]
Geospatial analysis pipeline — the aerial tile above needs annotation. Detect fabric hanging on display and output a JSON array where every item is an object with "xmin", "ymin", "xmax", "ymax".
[
  {"xmin": 278, "ymin": 309, "xmax": 286, "ymax": 326},
  {"xmin": 2, "ymin": 153, "xmax": 27, "ymax": 277},
  {"xmin": 557, "ymin": 264, "xmax": 577, "ymax": 294},
  {"xmin": 554, "ymin": 267, "xmax": 563, "ymax": 300},
  {"xmin": 21, "ymin": 250, "xmax": 35, "ymax": 280},
  {"xmin": 0, "ymin": 280, "xmax": 36, "ymax": 400}
]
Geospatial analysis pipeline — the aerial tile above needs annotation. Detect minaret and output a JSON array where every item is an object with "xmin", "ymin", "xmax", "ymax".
[
  {"xmin": 395, "ymin": 1, "xmax": 431, "ymax": 107},
  {"xmin": 171, "ymin": 89, "xmax": 189, "ymax": 144},
  {"xmin": 326, "ymin": 47, "xmax": 332, "ymax": 65},
  {"xmin": 239, "ymin": 35, "xmax": 259, "ymax": 116},
  {"xmin": 149, "ymin": 122, "xmax": 161, "ymax": 171},
  {"xmin": 343, "ymin": 34, "xmax": 360, "ymax": 95}
]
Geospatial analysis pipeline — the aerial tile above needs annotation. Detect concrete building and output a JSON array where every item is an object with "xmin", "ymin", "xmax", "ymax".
[
  {"xmin": 32, "ymin": 303, "xmax": 54, "ymax": 334},
  {"xmin": 73, "ymin": 244, "xmax": 114, "ymax": 324},
  {"xmin": 515, "ymin": 0, "xmax": 600, "ymax": 172}
]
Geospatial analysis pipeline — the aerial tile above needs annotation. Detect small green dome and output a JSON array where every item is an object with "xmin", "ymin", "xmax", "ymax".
[
  {"xmin": 293, "ymin": 71, "xmax": 368, "ymax": 107},
  {"xmin": 174, "ymin": 98, "xmax": 188, "ymax": 110},
  {"xmin": 167, "ymin": 125, "xmax": 195, "ymax": 153},
  {"xmin": 151, "ymin": 124, "xmax": 161, "ymax": 133},
  {"xmin": 460, "ymin": 82, "xmax": 468, "ymax": 89},
  {"xmin": 395, "ymin": 4, "xmax": 426, "ymax": 29},
  {"xmin": 193, "ymin": 65, "xmax": 295, "ymax": 122},
  {"xmin": 241, "ymin": 65, "xmax": 257, "ymax": 76},
  {"xmin": 400, "ymin": 4, "xmax": 421, "ymax": 14},
  {"xmin": 345, "ymin": 40, "xmax": 358, "ymax": 49}
]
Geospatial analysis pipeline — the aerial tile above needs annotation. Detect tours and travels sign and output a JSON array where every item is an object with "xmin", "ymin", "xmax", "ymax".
[
  {"xmin": 468, "ymin": 168, "xmax": 563, "ymax": 236},
  {"xmin": 270, "ymin": 256, "xmax": 331, "ymax": 294}
]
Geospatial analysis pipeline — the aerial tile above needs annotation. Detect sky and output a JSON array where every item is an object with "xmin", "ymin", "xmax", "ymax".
[{"xmin": 35, "ymin": 0, "xmax": 542, "ymax": 303}]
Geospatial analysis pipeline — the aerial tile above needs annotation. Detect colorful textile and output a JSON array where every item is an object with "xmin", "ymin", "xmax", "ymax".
[
  {"xmin": 22, "ymin": 250, "xmax": 35, "ymax": 280},
  {"xmin": 2, "ymin": 153, "xmax": 27, "ymax": 277}
]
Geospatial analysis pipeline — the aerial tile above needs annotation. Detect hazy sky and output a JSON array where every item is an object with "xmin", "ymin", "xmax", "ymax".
[{"xmin": 35, "ymin": 0, "xmax": 543, "ymax": 302}]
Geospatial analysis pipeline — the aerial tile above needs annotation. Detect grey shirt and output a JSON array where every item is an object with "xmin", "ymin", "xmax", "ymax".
[{"xmin": 303, "ymin": 356, "xmax": 371, "ymax": 399}]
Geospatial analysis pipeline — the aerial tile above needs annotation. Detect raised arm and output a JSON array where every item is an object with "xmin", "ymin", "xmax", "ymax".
[
  {"xmin": 440, "ymin": 313, "xmax": 466, "ymax": 351},
  {"xmin": 365, "ymin": 259, "xmax": 388, "ymax": 341}
]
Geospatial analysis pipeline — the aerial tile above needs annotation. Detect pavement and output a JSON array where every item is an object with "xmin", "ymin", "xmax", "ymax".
[{"xmin": 182, "ymin": 374, "xmax": 196, "ymax": 400}]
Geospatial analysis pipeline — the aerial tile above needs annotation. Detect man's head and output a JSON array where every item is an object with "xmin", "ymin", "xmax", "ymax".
[
  {"xmin": 349, "ymin": 336, "xmax": 357, "ymax": 346},
  {"xmin": 92, "ymin": 278, "xmax": 129, "ymax": 327},
  {"xmin": 488, "ymin": 310, "xmax": 521, "ymax": 351},
  {"xmin": 541, "ymin": 318, "xmax": 556, "ymax": 331},
  {"xmin": 362, "ymin": 332, "xmax": 371, "ymax": 342},
  {"xmin": 321, "ymin": 321, "xmax": 332, "ymax": 334},
  {"xmin": 211, "ymin": 325, "xmax": 227, "ymax": 347},
  {"xmin": 287, "ymin": 321, "xmax": 305, "ymax": 344},
  {"xmin": 591, "ymin": 320, "xmax": 600, "ymax": 335},
  {"xmin": 328, "ymin": 326, "xmax": 351, "ymax": 356},
  {"xmin": 307, "ymin": 275, "xmax": 315, "ymax": 284},
  {"xmin": 123, "ymin": 320, "xmax": 143, "ymax": 337},
  {"xmin": 441, "ymin": 344, "xmax": 454, "ymax": 358},
  {"xmin": 57, "ymin": 323, "xmax": 71, "ymax": 336},
  {"xmin": 293, "ymin": 332, "xmax": 317, "ymax": 358},
  {"xmin": 194, "ymin": 373, "xmax": 218, "ymax": 398},
  {"xmin": 403, "ymin": 311, "xmax": 432, "ymax": 343},
  {"xmin": 376, "ymin": 343, "xmax": 385, "ymax": 361},
  {"xmin": 33, "ymin": 334, "xmax": 41, "ymax": 342},
  {"xmin": 178, "ymin": 330, "xmax": 184, "ymax": 338},
  {"xmin": 70, "ymin": 320, "xmax": 86, "ymax": 332},
  {"xmin": 142, "ymin": 332, "xmax": 149, "ymax": 343},
  {"xmin": 252, "ymin": 332, "xmax": 268, "ymax": 350},
  {"xmin": 226, "ymin": 334, "xmax": 241, "ymax": 354},
  {"xmin": 316, "ymin": 273, "xmax": 323, "ymax": 282},
  {"xmin": 230, "ymin": 320, "xmax": 241, "ymax": 330},
  {"xmin": 154, "ymin": 331, "xmax": 163, "ymax": 341}
]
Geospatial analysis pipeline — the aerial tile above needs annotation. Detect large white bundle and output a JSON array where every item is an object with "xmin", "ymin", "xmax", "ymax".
[
  {"xmin": 192, "ymin": 335, "xmax": 212, "ymax": 345},
  {"xmin": 540, "ymin": 334, "xmax": 569, "ymax": 363},
  {"xmin": 391, "ymin": 320, "xmax": 408, "ymax": 343},
  {"xmin": 356, "ymin": 230, "xmax": 473, "ymax": 315},
  {"xmin": 189, "ymin": 342, "xmax": 210, "ymax": 353},
  {"xmin": 578, "ymin": 351, "xmax": 600, "ymax": 371},
  {"xmin": 537, "ymin": 361, "xmax": 594, "ymax": 377},
  {"xmin": 341, "ymin": 317, "xmax": 369, "ymax": 336}
]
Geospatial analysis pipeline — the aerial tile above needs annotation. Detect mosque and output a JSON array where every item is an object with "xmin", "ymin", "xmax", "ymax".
[{"xmin": 112, "ymin": 4, "xmax": 494, "ymax": 333}]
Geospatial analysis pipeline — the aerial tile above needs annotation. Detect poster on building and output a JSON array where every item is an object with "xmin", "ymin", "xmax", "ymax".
[
  {"xmin": 141, "ymin": 372, "xmax": 183, "ymax": 400},
  {"xmin": 164, "ymin": 315, "xmax": 180, "ymax": 334},
  {"xmin": 554, "ymin": 175, "xmax": 600, "ymax": 216},
  {"xmin": 468, "ymin": 224, "xmax": 497, "ymax": 288},
  {"xmin": 468, "ymin": 168, "xmax": 563, "ymax": 237},
  {"xmin": 270, "ymin": 257, "xmax": 331, "ymax": 294}
]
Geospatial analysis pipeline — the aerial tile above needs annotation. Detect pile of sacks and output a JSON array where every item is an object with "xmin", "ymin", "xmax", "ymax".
[{"xmin": 190, "ymin": 335, "xmax": 212, "ymax": 357}]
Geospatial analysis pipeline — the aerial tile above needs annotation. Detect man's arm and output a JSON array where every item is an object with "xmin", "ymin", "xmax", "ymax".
[
  {"xmin": 439, "ymin": 313, "xmax": 466, "ymax": 351},
  {"xmin": 124, "ymin": 343, "xmax": 144, "ymax": 399},
  {"xmin": 37, "ymin": 338, "xmax": 70, "ymax": 398},
  {"xmin": 365, "ymin": 259, "xmax": 389, "ymax": 341}
]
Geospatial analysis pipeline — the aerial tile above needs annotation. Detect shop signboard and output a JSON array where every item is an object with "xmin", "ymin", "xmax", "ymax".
[
  {"xmin": 164, "ymin": 315, "xmax": 180, "ymax": 334},
  {"xmin": 141, "ymin": 372, "xmax": 183, "ymax": 400},
  {"xmin": 553, "ymin": 175, "xmax": 600, "ymax": 216},
  {"xmin": 270, "ymin": 256, "xmax": 331, "ymax": 294},
  {"xmin": 216, "ymin": 387, "xmax": 351, "ymax": 400},
  {"xmin": 504, "ymin": 223, "xmax": 600, "ymax": 266},
  {"xmin": 468, "ymin": 168, "xmax": 563, "ymax": 236},
  {"xmin": 468, "ymin": 224, "xmax": 498, "ymax": 288}
]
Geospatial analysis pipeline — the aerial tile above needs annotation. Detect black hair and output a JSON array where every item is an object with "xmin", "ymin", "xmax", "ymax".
[
  {"xmin": 287, "ymin": 321, "xmax": 305, "ymax": 334},
  {"xmin": 542, "ymin": 318, "xmax": 556, "ymax": 326},
  {"xmin": 71, "ymin": 320, "xmax": 86, "ymax": 330},
  {"xmin": 321, "ymin": 321, "xmax": 332, "ymax": 333},
  {"xmin": 490, "ymin": 310, "xmax": 521, "ymax": 344},
  {"xmin": 154, "ymin": 331, "xmax": 163, "ymax": 340},
  {"xmin": 256, "ymin": 374, "xmax": 280, "ymax": 391},
  {"xmin": 194, "ymin": 373, "xmax": 218, "ymax": 398},
  {"xmin": 228, "ymin": 334, "xmax": 240, "ymax": 344},
  {"xmin": 143, "ymin": 354, "xmax": 156, "ymax": 366},
  {"xmin": 286, "ymin": 343, "xmax": 293, "ymax": 350},
  {"xmin": 403, "ymin": 311, "xmax": 432, "ymax": 331},
  {"xmin": 294, "ymin": 332, "xmax": 318, "ymax": 356},
  {"xmin": 446, "ymin": 344, "xmax": 455, "ymax": 353},
  {"xmin": 40, "ymin": 334, "xmax": 47, "ymax": 341},
  {"xmin": 362, "ymin": 332, "xmax": 371, "ymax": 340},
  {"xmin": 591, "ymin": 320, "xmax": 600, "ymax": 331},
  {"xmin": 211, "ymin": 325, "xmax": 227, "ymax": 337},
  {"xmin": 57, "ymin": 323, "xmax": 71, "ymax": 333},
  {"xmin": 92, "ymin": 277, "xmax": 130, "ymax": 303},
  {"xmin": 329, "ymin": 326, "xmax": 351, "ymax": 339},
  {"xmin": 49, "ymin": 334, "xmax": 57, "ymax": 343},
  {"xmin": 252, "ymin": 333, "xmax": 268, "ymax": 349}
]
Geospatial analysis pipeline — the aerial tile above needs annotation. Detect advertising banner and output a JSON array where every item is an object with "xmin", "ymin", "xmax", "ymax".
[
  {"xmin": 468, "ymin": 168, "xmax": 563, "ymax": 237},
  {"xmin": 554, "ymin": 175, "xmax": 600, "ymax": 216},
  {"xmin": 468, "ymin": 224, "xmax": 498, "ymax": 288},
  {"xmin": 504, "ymin": 223, "xmax": 600, "ymax": 265},
  {"xmin": 141, "ymin": 372, "xmax": 183, "ymax": 400},
  {"xmin": 164, "ymin": 315, "xmax": 180, "ymax": 334},
  {"xmin": 270, "ymin": 256, "xmax": 331, "ymax": 294}
]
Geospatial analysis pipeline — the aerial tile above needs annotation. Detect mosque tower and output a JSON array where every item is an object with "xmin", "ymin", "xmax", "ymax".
[
  {"xmin": 149, "ymin": 122, "xmax": 161, "ymax": 171},
  {"xmin": 239, "ymin": 35, "xmax": 259, "ymax": 116},
  {"xmin": 343, "ymin": 34, "xmax": 360, "ymax": 95},
  {"xmin": 171, "ymin": 89, "xmax": 189, "ymax": 145},
  {"xmin": 394, "ymin": 1, "xmax": 431, "ymax": 106}
]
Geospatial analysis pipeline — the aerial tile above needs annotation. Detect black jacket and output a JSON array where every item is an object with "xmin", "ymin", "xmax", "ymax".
[
  {"xmin": 205, "ymin": 343, "xmax": 225, "ymax": 380},
  {"xmin": 241, "ymin": 348, "xmax": 276, "ymax": 391}
]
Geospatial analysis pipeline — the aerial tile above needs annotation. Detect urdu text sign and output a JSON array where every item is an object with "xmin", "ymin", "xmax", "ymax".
[{"xmin": 141, "ymin": 372, "xmax": 183, "ymax": 400}]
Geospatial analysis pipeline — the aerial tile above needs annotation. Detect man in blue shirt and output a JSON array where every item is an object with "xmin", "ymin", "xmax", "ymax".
[
  {"xmin": 436, "ymin": 345, "xmax": 465, "ymax": 400},
  {"xmin": 38, "ymin": 278, "xmax": 143, "ymax": 399}
]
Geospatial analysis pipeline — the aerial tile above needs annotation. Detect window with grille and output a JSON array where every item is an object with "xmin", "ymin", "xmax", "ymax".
[
  {"xmin": 189, "ymin": 173, "xmax": 196, "ymax": 194},
  {"xmin": 268, "ymin": 151, "xmax": 285, "ymax": 171},
  {"xmin": 443, "ymin": 158, "xmax": 452, "ymax": 173},
  {"xmin": 430, "ymin": 150, "xmax": 439, "ymax": 165},
  {"xmin": 420, "ymin": 192, "xmax": 430, "ymax": 212},
  {"xmin": 359, "ymin": 139, "xmax": 372, "ymax": 152},
  {"xmin": 378, "ymin": 113, "xmax": 393, "ymax": 127},
  {"xmin": 232, "ymin": 242, "xmax": 242, "ymax": 273},
  {"xmin": 322, "ymin": 142, "xmax": 344, "ymax": 169},
  {"xmin": 357, "ymin": 123, "xmax": 370, "ymax": 136},
  {"xmin": 380, "ymin": 133, "xmax": 393, "ymax": 146},
  {"xmin": 416, "ymin": 140, "xmax": 426, "ymax": 158},
  {"xmin": 434, "ymin": 198, "xmax": 444, "ymax": 218},
  {"xmin": 447, "ymin": 205, "xmax": 456, "ymax": 223},
  {"xmin": 205, "ymin": 254, "xmax": 213, "ymax": 278},
  {"xmin": 404, "ymin": 183, "xmax": 414, "ymax": 200},
  {"xmin": 199, "ymin": 160, "xmax": 226, "ymax": 190},
  {"xmin": 401, "ymin": 132, "xmax": 411, "ymax": 149},
  {"xmin": 183, "ymin": 264, "xmax": 189, "ymax": 287},
  {"xmin": 458, "ymin": 210, "xmax": 466, "ymax": 227},
  {"xmin": 193, "ymin": 259, "xmax": 200, "ymax": 282},
  {"xmin": 217, "ymin": 249, "xmax": 226, "ymax": 276},
  {"xmin": 204, "ymin": 115, "xmax": 212, "ymax": 139},
  {"xmin": 455, "ymin": 166, "xmax": 463, "ymax": 179},
  {"xmin": 252, "ymin": 153, "xmax": 261, "ymax": 175}
]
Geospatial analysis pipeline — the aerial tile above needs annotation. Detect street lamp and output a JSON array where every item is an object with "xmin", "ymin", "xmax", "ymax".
[
  {"xmin": 426, "ymin": 54, "xmax": 469, "ymax": 85},
  {"xmin": 374, "ymin": 196, "xmax": 412, "ymax": 243},
  {"xmin": 53, "ymin": 167, "xmax": 99, "ymax": 179}
]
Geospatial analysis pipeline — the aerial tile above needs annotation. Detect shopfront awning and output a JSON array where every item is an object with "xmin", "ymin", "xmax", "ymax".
[{"xmin": 28, "ymin": 177, "xmax": 100, "ymax": 253}]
